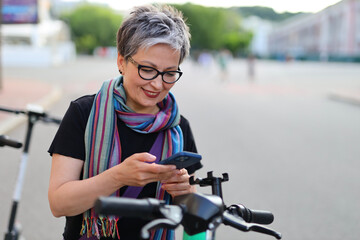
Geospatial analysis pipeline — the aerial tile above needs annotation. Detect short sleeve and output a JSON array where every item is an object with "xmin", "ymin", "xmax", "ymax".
[{"xmin": 48, "ymin": 95, "xmax": 94, "ymax": 160}]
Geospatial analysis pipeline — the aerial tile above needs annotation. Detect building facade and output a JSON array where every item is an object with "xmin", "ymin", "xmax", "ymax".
[
  {"xmin": 243, "ymin": 16, "xmax": 274, "ymax": 57},
  {"xmin": 268, "ymin": 0, "xmax": 360, "ymax": 61},
  {"xmin": 1, "ymin": 0, "xmax": 76, "ymax": 67}
]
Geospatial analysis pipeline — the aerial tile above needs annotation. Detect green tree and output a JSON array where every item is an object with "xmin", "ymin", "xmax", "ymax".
[
  {"xmin": 232, "ymin": 6, "xmax": 303, "ymax": 22},
  {"xmin": 221, "ymin": 9, "xmax": 253, "ymax": 54},
  {"xmin": 173, "ymin": 3, "xmax": 252, "ymax": 55},
  {"xmin": 61, "ymin": 4, "xmax": 123, "ymax": 54},
  {"xmin": 223, "ymin": 31, "xmax": 253, "ymax": 54},
  {"xmin": 173, "ymin": 3, "xmax": 223, "ymax": 50}
]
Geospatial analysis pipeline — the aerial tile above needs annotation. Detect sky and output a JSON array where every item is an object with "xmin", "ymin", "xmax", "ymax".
[{"xmin": 86, "ymin": 0, "xmax": 343, "ymax": 13}]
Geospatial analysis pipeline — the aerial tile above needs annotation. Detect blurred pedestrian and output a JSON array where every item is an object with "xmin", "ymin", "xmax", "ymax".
[
  {"xmin": 217, "ymin": 49, "xmax": 232, "ymax": 81},
  {"xmin": 247, "ymin": 53, "xmax": 256, "ymax": 81},
  {"xmin": 197, "ymin": 50, "xmax": 213, "ymax": 68}
]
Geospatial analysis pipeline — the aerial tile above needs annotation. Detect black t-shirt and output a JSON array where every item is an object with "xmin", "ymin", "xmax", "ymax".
[{"xmin": 48, "ymin": 95, "xmax": 201, "ymax": 240}]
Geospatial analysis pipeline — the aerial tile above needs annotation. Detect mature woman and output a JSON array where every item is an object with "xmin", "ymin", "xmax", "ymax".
[{"xmin": 48, "ymin": 5, "xmax": 201, "ymax": 240}]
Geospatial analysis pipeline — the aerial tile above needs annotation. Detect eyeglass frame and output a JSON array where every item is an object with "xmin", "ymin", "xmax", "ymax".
[{"xmin": 127, "ymin": 56, "xmax": 183, "ymax": 84}]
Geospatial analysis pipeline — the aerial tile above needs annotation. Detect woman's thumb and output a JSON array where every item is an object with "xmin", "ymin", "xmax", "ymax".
[{"xmin": 136, "ymin": 152, "xmax": 156, "ymax": 162}]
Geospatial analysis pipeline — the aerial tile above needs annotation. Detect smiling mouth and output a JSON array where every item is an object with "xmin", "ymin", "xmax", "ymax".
[{"xmin": 143, "ymin": 89, "xmax": 160, "ymax": 98}]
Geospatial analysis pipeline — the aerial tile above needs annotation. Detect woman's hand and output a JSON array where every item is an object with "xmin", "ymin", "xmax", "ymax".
[
  {"xmin": 160, "ymin": 168, "xmax": 196, "ymax": 198},
  {"xmin": 48, "ymin": 153, "xmax": 176, "ymax": 217},
  {"xmin": 112, "ymin": 153, "xmax": 177, "ymax": 187}
]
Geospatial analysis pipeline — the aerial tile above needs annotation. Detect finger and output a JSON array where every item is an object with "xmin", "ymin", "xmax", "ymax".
[
  {"xmin": 167, "ymin": 189, "xmax": 193, "ymax": 197},
  {"xmin": 130, "ymin": 166, "xmax": 176, "ymax": 186},
  {"xmin": 162, "ymin": 183, "xmax": 193, "ymax": 197},
  {"xmin": 127, "ymin": 168, "xmax": 173, "ymax": 186},
  {"xmin": 161, "ymin": 170, "xmax": 189, "ymax": 183},
  {"xmin": 147, "ymin": 163, "xmax": 177, "ymax": 175},
  {"xmin": 131, "ymin": 152, "xmax": 157, "ymax": 162},
  {"xmin": 162, "ymin": 182, "xmax": 191, "ymax": 191},
  {"xmin": 177, "ymin": 168, "xmax": 188, "ymax": 176}
]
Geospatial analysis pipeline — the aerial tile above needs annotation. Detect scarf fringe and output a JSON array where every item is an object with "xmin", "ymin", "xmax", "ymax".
[{"xmin": 81, "ymin": 216, "xmax": 120, "ymax": 239}]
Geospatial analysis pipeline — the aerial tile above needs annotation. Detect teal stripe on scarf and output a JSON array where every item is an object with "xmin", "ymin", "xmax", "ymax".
[{"xmin": 81, "ymin": 76, "xmax": 183, "ymax": 239}]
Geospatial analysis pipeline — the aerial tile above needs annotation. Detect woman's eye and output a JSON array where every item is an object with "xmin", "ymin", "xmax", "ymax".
[
  {"xmin": 141, "ymin": 67, "xmax": 155, "ymax": 73},
  {"xmin": 165, "ymin": 72, "xmax": 176, "ymax": 77}
]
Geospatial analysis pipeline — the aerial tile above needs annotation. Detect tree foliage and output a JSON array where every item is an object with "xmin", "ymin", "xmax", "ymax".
[
  {"xmin": 173, "ymin": 3, "xmax": 253, "ymax": 55},
  {"xmin": 60, "ymin": 4, "xmax": 298, "ymax": 56},
  {"xmin": 60, "ymin": 4, "xmax": 122, "ymax": 54},
  {"xmin": 232, "ymin": 6, "xmax": 303, "ymax": 22}
]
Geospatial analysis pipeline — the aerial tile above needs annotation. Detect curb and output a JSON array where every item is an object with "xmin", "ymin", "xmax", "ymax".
[{"xmin": 0, "ymin": 85, "xmax": 62, "ymax": 135}]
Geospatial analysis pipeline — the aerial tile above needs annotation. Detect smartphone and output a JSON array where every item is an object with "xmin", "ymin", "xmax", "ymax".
[{"xmin": 158, "ymin": 151, "xmax": 202, "ymax": 169}]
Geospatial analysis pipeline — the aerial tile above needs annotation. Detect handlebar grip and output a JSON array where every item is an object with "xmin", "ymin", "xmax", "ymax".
[
  {"xmin": 229, "ymin": 204, "xmax": 274, "ymax": 225},
  {"xmin": 248, "ymin": 209, "xmax": 274, "ymax": 225},
  {"xmin": 0, "ymin": 135, "xmax": 23, "ymax": 149},
  {"xmin": 95, "ymin": 196, "xmax": 163, "ymax": 219}
]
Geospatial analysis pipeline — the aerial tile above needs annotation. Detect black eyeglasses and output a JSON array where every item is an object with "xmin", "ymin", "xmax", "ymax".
[{"xmin": 128, "ymin": 56, "xmax": 183, "ymax": 84}]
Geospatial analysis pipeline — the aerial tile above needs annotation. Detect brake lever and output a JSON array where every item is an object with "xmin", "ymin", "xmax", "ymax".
[
  {"xmin": 140, "ymin": 205, "xmax": 183, "ymax": 239},
  {"xmin": 246, "ymin": 223, "xmax": 282, "ymax": 240},
  {"xmin": 141, "ymin": 218, "xmax": 179, "ymax": 239},
  {"xmin": 223, "ymin": 211, "xmax": 282, "ymax": 239}
]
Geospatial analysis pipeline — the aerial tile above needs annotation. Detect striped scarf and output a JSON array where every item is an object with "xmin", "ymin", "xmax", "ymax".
[{"xmin": 81, "ymin": 76, "xmax": 183, "ymax": 239}]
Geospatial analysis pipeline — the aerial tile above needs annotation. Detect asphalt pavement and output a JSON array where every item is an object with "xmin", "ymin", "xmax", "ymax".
[
  {"xmin": 1, "ymin": 56, "xmax": 359, "ymax": 134},
  {"xmin": 1, "ymin": 56, "xmax": 360, "ymax": 240}
]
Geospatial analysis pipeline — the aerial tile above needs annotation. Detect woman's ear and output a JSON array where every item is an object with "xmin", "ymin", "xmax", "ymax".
[{"xmin": 117, "ymin": 53, "xmax": 125, "ymax": 74}]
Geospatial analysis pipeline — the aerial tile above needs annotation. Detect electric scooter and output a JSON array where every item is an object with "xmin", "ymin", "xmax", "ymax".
[
  {"xmin": 95, "ymin": 171, "xmax": 282, "ymax": 239},
  {"xmin": 0, "ymin": 105, "xmax": 61, "ymax": 240}
]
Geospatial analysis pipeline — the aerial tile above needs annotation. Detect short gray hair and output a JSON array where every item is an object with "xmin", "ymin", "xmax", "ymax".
[{"xmin": 117, "ymin": 5, "xmax": 191, "ymax": 64}]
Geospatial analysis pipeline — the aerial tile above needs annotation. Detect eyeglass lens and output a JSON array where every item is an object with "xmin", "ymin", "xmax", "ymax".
[{"xmin": 139, "ymin": 66, "xmax": 181, "ymax": 83}]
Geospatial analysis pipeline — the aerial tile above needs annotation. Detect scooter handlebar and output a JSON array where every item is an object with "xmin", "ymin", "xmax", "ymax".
[
  {"xmin": 228, "ymin": 204, "xmax": 274, "ymax": 224},
  {"xmin": 95, "ymin": 196, "xmax": 164, "ymax": 220},
  {"xmin": 248, "ymin": 209, "xmax": 274, "ymax": 224},
  {"xmin": 0, "ymin": 135, "xmax": 23, "ymax": 149},
  {"xmin": 40, "ymin": 115, "xmax": 62, "ymax": 124}
]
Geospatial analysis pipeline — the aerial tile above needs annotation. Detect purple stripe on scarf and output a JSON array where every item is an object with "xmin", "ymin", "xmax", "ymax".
[
  {"xmin": 122, "ymin": 131, "xmax": 164, "ymax": 198},
  {"xmin": 79, "ymin": 235, "xmax": 98, "ymax": 240}
]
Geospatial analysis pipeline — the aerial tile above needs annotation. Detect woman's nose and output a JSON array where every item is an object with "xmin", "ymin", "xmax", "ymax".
[{"xmin": 150, "ymin": 74, "xmax": 163, "ymax": 89}]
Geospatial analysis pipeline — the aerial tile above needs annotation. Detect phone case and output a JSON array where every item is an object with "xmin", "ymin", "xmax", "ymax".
[{"xmin": 159, "ymin": 151, "xmax": 202, "ymax": 169}]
